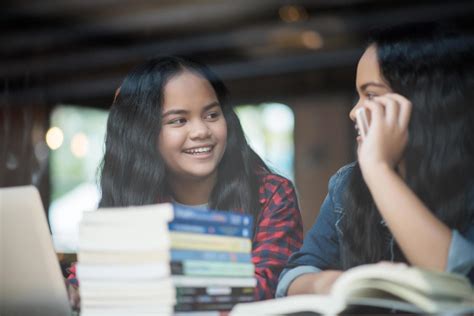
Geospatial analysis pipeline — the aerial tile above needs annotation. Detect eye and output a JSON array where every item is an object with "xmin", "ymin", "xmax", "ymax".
[
  {"xmin": 204, "ymin": 111, "xmax": 220, "ymax": 120},
  {"xmin": 167, "ymin": 118, "xmax": 187, "ymax": 125},
  {"xmin": 366, "ymin": 92, "xmax": 377, "ymax": 100}
]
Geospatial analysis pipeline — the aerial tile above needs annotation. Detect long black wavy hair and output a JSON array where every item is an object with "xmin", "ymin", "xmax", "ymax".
[
  {"xmin": 341, "ymin": 24, "xmax": 474, "ymax": 269},
  {"xmin": 99, "ymin": 56, "xmax": 270, "ymax": 223}
]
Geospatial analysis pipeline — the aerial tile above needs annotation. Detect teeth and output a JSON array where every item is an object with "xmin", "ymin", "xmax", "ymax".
[{"xmin": 185, "ymin": 146, "xmax": 212, "ymax": 154}]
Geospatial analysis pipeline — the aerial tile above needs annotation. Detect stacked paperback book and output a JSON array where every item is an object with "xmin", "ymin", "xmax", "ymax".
[
  {"xmin": 169, "ymin": 206, "xmax": 256, "ymax": 313},
  {"xmin": 77, "ymin": 203, "xmax": 256, "ymax": 315}
]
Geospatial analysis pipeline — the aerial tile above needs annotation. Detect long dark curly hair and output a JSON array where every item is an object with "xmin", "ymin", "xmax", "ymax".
[
  {"xmin": 341, "ymin": 24, "xmax": 474, "ymax": 269},
  {"xmin": 99, "ymin": 56, "xmax": 270, "ymax": 223}
]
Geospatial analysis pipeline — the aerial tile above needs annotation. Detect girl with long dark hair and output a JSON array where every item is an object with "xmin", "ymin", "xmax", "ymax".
[
  {"xmin": 68, "ymin": 57, "xmax": 303, "ymax": 304},
  {"xmin": 276, "ymin": 24, "xmax": 474, "ymax": 297}
]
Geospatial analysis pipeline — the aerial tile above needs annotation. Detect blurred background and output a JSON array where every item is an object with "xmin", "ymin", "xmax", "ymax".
[{"xmin": 1, "ymin": 0, "xmax": 474, "ymax": 252}]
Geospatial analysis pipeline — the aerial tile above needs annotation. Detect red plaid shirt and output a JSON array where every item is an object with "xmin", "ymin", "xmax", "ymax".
[
  {"xmin": 67, "ymin": 173, "xmax": 303, "ymax": 300},
  {"xmin": 253, "ymin": 173, "xmax": 303, "ymax": 300}
]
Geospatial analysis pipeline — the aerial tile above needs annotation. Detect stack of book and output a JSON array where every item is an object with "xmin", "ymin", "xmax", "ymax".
[
  {"xmin": 76, "ymin": 203, "xmax": 256, "ymax": 315},
  {"xmin": 169, "ymin": 206, "xmax": 256, "ymax": 314},
  {"xmin": 77, "ymin": 204, "xmax": 176, "ymax": 316}
]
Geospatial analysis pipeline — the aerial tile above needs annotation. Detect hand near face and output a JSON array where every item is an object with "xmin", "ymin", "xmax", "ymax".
[{"xmin": 357, "ymin": 93, "xmax": 412, "ymax": 176}]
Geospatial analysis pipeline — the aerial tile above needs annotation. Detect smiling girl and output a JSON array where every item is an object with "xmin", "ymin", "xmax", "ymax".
[{"xmin": 67, "ymin": 57, "xmax": 303, "ymax": 307}]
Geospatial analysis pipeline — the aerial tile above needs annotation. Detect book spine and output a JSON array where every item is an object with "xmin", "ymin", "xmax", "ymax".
[
  {"xmin": 171, "ymin": 249, "xmax": 252, "ymax": 263},
  {"xmin": 177, "ymin": 294, "xmax": 254, "ymax": 304},
  {"xmin": 170, "ymin": 232, "xmax": 251, "ymax": 253},
  {"xmin": 176, "ymin": 286, "xmax": 254, "ymax": 297},
  {"xmin": 169, "ymin": 221, "xmax": 251, "ymax": 238},
  {"xmin": 171, "ymin": 261, "xmax": 254, "ymax": 277},
  {"xmin": 172, "ymin": 205, "xmax": 253, "ymax": 230},
  {"xmin": 174, "ymin": 302, "xmax": 236, "ymax": 312}
]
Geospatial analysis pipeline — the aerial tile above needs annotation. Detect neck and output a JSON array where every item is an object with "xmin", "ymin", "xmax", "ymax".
[{"xmin": 168, "ymin": 172, "xmax": 217, "ymax": 206}]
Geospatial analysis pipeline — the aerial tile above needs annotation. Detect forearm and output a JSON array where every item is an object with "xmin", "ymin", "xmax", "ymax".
[
  {"xmin": 287, "ymin": 270, "xmax": 342, "ymax": 296},
  {"xmin": 363, "ymin": 163, "xmax": 451, "ymax": 270}
]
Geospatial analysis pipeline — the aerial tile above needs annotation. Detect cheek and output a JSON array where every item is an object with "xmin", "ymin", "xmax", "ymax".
[
  {"xmin": 215, "ymin": 121, "xmax": 228, "ymax": 146},
  {"xmin": 157, "ymin": 133, "xmax": 168, "ymax": 160},
  {"xmin": 158, "ymin": 129, "xmax": 183, "ymax": 157}
]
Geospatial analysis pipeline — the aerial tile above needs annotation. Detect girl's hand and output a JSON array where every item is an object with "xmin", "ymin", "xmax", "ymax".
[{"xmin": 357, "ymin": 93, "xmax": 412, "ymax": 179}]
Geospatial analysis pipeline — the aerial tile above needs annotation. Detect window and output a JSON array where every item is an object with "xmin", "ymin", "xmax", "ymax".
[
  {"xmin": 48, "ymin": 105, "xmax": 107, "ymax": 252},
  {"xmin": 235, "ymin": 103, "xmax": 295, "ymax": 181}
]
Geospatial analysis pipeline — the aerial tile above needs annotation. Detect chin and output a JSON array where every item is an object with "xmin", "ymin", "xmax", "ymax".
[{"xmin": 185, "ymin": 168, "xmax": 218, "ymax": 181}]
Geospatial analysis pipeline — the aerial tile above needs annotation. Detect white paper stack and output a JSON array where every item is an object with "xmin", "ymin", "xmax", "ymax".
[{"xmin": 77, "ymin": 204, "xmax": 175, "ymax": 316}]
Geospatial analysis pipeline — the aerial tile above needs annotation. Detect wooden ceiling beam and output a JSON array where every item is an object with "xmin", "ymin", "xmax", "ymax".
[
  {"xmin": 2, "ymin": 48, "xmax": 361, "ymax": 106},
  {"xmin": 1, "ymin": 1, "xmax": 473, "ymax": 80}
]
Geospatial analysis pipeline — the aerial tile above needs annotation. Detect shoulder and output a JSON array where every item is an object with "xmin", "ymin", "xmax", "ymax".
[
  {"xmin": 328, "ymin": 162, "xmax": 356, "ymax": 192},
  {"xmin": 259, "ymin": 172, "xmax": 294, "ymax": 190},
  {"xmin": 327, "ymin": 162, "xmax": 356, "ymax": 209},
  {"xmin": 258, "ymin": 172, "xmax": 296, "ymax": 204},
  {"xmin": 256, "ymin": 172, "xmax": 302, "ymax": 231},
  {"xmin": 330, "ymin": 162, "xmax": 356, "ymax": 188}
]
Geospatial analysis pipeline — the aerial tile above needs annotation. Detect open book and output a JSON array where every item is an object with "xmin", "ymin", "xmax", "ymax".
[{"xmin": 231, "ymin": 263, "xmax": 474, "ymax": 315}]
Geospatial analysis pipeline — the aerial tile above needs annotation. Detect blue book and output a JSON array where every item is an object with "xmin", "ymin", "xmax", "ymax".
[
  {"xmin": 169, "ymin": 221, "xmax": 251, "ymax": 238},
  {"xmin": 171, "ymin": 249, "xmax": 252, "ymax": 263},
  {"xmin": 172, "ymin": 204, "xmax": 253, "ymax": 231}
]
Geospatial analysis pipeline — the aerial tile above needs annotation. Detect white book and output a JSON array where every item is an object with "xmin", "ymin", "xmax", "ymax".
[
  {"xmin": 79, "ymin": 278, "xmax": 174, "ymax": 291},
  {"xmin": 77, "ymin": 263, "xmax": 170, "ymax": 280},
  {"xmin": 79, "ymin": 223, "xmax": 170, "ymax": 251},
  {"xmin": 81, "ymin": 306, "xmax": 173, "ymax": 316},
  {"xmin": 231, "ymin": 264, "xmax": 474, "ymax": 315},
  {"xmin": 79, "ymin": 205, "xmax": 174, "ymax": 251},
  {"xmin": 172, "ymin": 275, "xmax": 257, "ymax": 288},
  {"xmin": 81, "ymin": 287, "xmax": 176, "ymax": 300},
  {"xmin": 81, "ymin": 203, "xmax": 174, "ymax": 225},
  {"xmin": 78, "ymin": 249, "xmax": 170, "ymax": 264},
  {"xmin": 81, "ymin": 296, "xmax": 176, "ymax": 306}
]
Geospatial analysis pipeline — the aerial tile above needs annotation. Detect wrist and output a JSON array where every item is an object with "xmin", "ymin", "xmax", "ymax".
[
  {"xmin": 312, "ymin": 270, "xmax": 342, "ymax": 295},
  {"xmin": 361, "ymin": 161, "xmax": 395, "ymax": 187}
]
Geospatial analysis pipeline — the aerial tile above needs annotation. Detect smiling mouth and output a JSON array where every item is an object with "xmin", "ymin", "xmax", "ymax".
[{"xmin": 183, "ymin": 146, "xmax": 214, "ymax": 155}]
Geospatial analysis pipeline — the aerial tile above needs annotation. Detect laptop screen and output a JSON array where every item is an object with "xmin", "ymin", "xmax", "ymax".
[{"xmin": 0, "ymin": 186, "xmax": 72, "ymax": 315}]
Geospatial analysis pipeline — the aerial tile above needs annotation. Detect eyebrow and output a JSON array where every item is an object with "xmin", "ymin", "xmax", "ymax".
[
  {"xmin": 161, "ymin": 101, "xmax": 220, "ymax": 118},
  {"xmin": 359, "ymin": 82, "xmax": 387, "ymax": 91}
]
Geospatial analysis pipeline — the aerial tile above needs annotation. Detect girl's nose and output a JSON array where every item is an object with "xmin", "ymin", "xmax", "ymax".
[
  {"xmin": 349, "ymin": 99, "xmax": 363, "ymax": 122},
  {"xmin": 189, "ymin": 120, "xmax": 211, "ymax": 139}
]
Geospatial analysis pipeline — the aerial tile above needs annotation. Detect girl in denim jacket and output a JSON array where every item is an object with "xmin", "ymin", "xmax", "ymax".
[{"xmin": 278, "ymin": 23, "xmax": 474, "ymax": 296}]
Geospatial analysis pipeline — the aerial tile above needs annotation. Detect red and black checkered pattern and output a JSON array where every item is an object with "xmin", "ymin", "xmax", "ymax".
[{"xmin": 253, "ymin": 173, "xmax": 303, "ymax": 300}]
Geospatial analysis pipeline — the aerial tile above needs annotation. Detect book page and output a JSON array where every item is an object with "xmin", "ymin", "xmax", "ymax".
[
  {"xmin": 331, "ymin": 264, "xmax": 474, "ymax": 313},
  {"xmin": 343, "ymin": 279, "xmax": 434, "ymax": 312},
  {"xmin": 230, "ymin": 294, "xmax": 345, "ymax": 315},
  {"xmin": 332, "ymin": 264, "xmax": 473, "ymax": 299}
]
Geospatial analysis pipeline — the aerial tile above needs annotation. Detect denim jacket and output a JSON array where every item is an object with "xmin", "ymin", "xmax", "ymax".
[{"xmin": 276, "ymin": 163, "xmax": 474, "ymax": 297}]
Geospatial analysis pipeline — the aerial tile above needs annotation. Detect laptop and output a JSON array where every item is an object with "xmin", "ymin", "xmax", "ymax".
[{"xmin": 0, "ymin": 186, "xmax": 72, "ymax": 315}]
